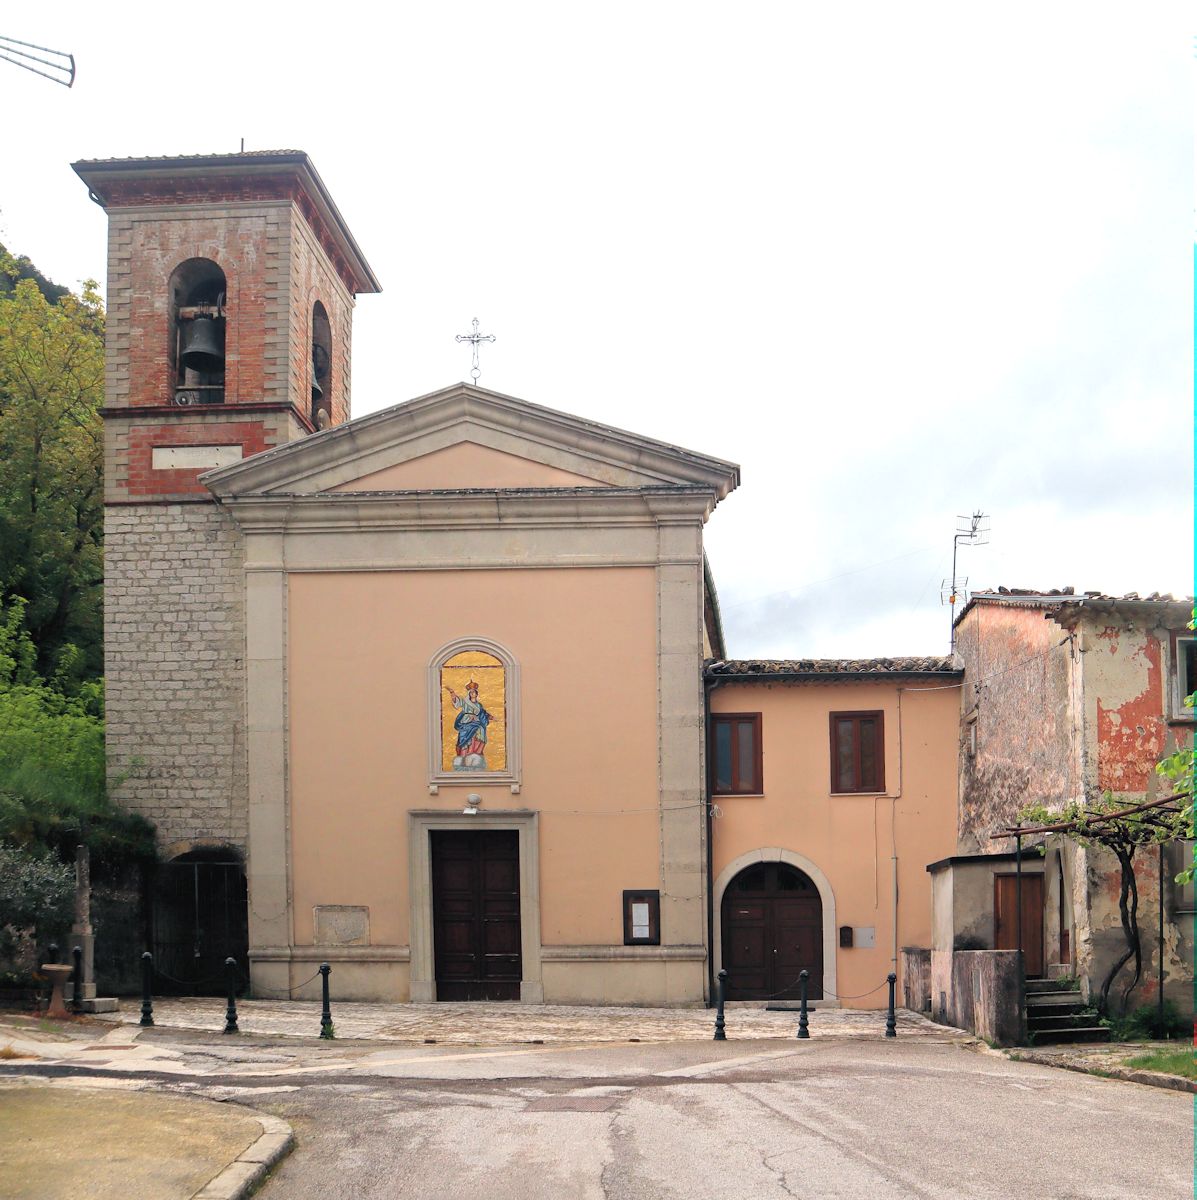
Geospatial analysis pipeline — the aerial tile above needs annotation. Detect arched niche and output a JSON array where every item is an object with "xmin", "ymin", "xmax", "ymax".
[
  {"xmin": 310, "ymin": 300, "xmax": 333, "ymax": 429},
  {"xmin": 427, "ymin": 636, "xmax": 521, "ymax": 788},
  {"xmin": 150, "ymin": 841, "xmax": 247, "ymax": 994},
  {"xmin": 169, "ymin": 257, "xmax": 227, "ymax": 405}
]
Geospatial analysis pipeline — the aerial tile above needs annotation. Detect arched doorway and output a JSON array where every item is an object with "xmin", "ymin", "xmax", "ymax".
[
  {"xmin": 721, "ymin": 861, "xmax": 824, "ymax": 1000},
  {"xmin": 151, "ymin": 847, "xmax": 248, "ymax": 995}
]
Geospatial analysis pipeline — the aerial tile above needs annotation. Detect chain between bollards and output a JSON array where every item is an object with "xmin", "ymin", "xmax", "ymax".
[
  {"xmin": 319, "ymin": 962, "xmax": 334, "ymax": 1039},
  {"xmin": 713, "ymin": 968, "xmax": 727, "ymax": 1040},
  {"xmin": 797, "ymin": 969, "xmax": 810, "ymax": 1039},
  {"xmin": 223, "ymin": 957, "xmax": 239, "ymax": 1034},
  {"xmin": 885, "ymin": 971, "xmax": 897, "ymax": 1038},
  {"xmin": 139, "ymin": 951, "xmax": 155, "ymax": 1027},
  {"xmin": 71, "ymin": 945, "xmax": 83, "ymax": 1013}
]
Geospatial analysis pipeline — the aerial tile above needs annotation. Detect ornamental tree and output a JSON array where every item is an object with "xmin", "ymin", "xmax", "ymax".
[{"xmin": 1017, "ymin": 792, "xmax": 1189, "ymax": 1016}]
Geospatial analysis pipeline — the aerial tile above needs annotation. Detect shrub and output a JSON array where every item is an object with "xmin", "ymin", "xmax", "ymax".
[
  {"xmin": 1105, "ymin": 1000, "xmax": 1188, "ymax": 1042},
  {"xmin": 0, "ymin": 843, "xmax": 74, "ymax": 969}
]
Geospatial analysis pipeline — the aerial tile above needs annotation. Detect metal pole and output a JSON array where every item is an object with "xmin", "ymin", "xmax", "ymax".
[
  {"xmin": 797, "ymin": 969, "xmax": 810, "ymax": 1039},
  {"xmin": 713, "ymin": 968, "xmax": 727, "ymax": 1041},
  {"xmin": 319, "ymin": 962, "xmax": 334, "ymax": 1039},
  {"xmin": 71, "ymin": 946, "xmax": 83, "ymax": 1013},
  {"xmin": 1158, "ymin": 840, "xmax": 1165, "ymax": 1035},
  {"xmin": 140, "ymin": 952, "xmax": 155, "ymax": 1027},
  {"xmin": 222, "ymin": 957, "xmax": 239, "ymax": 1034},
  {"xmin": 885, "ymin": 972, "xmax": 897, "ymax": 1038}
]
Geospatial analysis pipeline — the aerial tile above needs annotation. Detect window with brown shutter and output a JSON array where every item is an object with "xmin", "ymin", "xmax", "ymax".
[
  {"xmin": 710, "ymin": 713, "xmax": 763, "ymax": 795},
  {"xmin": 829, "ymin": 711, "xmax": 885, "ymax": 793}
]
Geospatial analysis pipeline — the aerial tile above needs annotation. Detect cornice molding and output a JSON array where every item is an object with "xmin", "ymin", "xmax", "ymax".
[{"xmin": 219, "ymin": 485, "xmax": 717, "ymax": 533}]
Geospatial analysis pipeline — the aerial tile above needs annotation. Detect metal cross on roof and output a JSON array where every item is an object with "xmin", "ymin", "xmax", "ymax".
[{"xmin": 455, "ymin": 318, "xmax": 496, "ymax": 385}]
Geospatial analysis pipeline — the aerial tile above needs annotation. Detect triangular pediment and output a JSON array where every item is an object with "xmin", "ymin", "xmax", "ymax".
[
  {"xmin": 202, "ymin": 382, "xmax": 740, "ymax": 499},
  {"xmin": 330, "ymin": 440, "xmax": 614, "ymax": 492}
]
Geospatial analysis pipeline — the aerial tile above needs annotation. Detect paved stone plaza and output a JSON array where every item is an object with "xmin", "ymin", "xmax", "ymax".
[{"xmin": 117, "ymin": 998, "xmax": 956, "ymax": 1044}]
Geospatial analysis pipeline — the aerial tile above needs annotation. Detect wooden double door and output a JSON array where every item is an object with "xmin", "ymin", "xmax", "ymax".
[
  {"xmin": 431, "ymin": 830, "xmax": 523, "ymax": 1001},
  {"xmin": 722, "ymin": 862, "xmax": 823, "ymax": 1000}
]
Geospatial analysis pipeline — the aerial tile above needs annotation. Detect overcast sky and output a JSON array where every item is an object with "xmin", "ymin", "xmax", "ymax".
[{"xmin": 2, "ymin": 3, "xmax": 1192, "ymax": 658}]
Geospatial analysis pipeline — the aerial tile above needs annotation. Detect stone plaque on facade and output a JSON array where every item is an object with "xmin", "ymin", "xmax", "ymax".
[
  {"xmin": 314, "ymin": 905, "xmax": 370, "ymax": 946},
  {"xmin": 151, "ymin": 444, "xmax": 244, "ymax": 470}
]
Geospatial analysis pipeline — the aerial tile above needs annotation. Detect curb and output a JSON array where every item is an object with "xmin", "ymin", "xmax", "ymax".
[
  {"xmin": 193, "ymin": 1110, "xmax": 295, "ymax": 1200},
  {"xmin": 1006, "ymin": 1049, "xmax": 1197, "ymax": 1095}
]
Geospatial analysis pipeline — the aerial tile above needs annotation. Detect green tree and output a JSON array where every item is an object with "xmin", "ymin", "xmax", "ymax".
[{"xmin": 0, "ymin": 256, "xmax": 104, "ymax": 680}]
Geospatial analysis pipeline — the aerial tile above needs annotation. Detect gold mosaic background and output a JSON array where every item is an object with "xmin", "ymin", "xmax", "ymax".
[{"xmin": 440, "ymin": 649, "xmax": 506, "ymax": 772}]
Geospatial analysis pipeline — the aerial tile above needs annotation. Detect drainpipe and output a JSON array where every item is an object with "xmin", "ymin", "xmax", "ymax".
[
  {"xmin": 704, "ymin": 675, "xmax": 717, "ymax": 1008},
  {"xmin": 890, "ymin": 688, "xmax": 906, "ymax": 974}
]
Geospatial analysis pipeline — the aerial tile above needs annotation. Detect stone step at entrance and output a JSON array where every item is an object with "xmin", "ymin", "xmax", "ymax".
[{"xmin": 1025, "ymin": 980, "xmax": 1109, "ymax": 1045}]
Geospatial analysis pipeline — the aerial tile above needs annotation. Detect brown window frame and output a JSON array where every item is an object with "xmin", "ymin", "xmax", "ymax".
[
  {"xmin": 623, "ymin": 890, "xmax": 661, "ymax": 946},
  {"xmin": 829, "ymin": 710, "xmax": 885, "ymax": 794},
  {"xmin": 710, "ymin": 712, "xmax": 764, "ymax": 795}
]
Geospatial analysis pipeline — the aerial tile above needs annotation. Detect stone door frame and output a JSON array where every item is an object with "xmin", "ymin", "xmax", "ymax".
[
  {"xmin": 408, "ymin": 809, "xmax": 543, "ymax": 1002},
  {"xmin": 712, "ymin": 847, "xmax": 837, "ymax": 1002}
]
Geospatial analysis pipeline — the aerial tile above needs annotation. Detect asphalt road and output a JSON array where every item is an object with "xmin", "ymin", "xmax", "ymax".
[{"xmin": 237, "ymin": 1039, "xmax": 1191, "ymax": 1200}]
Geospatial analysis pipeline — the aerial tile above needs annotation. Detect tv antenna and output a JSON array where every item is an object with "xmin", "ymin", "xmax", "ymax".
[
  {"xmin": 941, "ymin": 511, "xmax": 989, "ymax": 651},
  {"xmin": 0, "ymin": 34, "xmax": 75, "ymax": 88}
]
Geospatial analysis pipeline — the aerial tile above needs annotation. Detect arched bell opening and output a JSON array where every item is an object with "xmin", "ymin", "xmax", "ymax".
[
  {"xmin": 310, "ymin": 301, "xmax": 332, "ymax": 429},
  {"xmin": 149, "ymin": 845, "xmax": 247, "ymax": 995},
  {"xmin": 720, "ymin": 860, "xmax": 825, "ymax": 1001},
  {"xmin": 169, "ymin": 258, "xmax": 227, "ymax": 406}
]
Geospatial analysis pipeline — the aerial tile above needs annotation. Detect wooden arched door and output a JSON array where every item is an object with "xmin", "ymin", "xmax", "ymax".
[{"xmin": 721, "ymin": 861, "xmax": 823, "ymax": 1000}]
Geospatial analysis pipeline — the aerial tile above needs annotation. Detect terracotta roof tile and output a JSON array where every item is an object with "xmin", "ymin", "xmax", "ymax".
[{"xmin": 706, "ymin": 656, "xmax": 959, "ymax": 677}]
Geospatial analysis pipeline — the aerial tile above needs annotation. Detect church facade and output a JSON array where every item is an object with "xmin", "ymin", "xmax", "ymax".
[{"xmin": 76, "ymin": 151, "xmax": 958, "ymax": 1007}]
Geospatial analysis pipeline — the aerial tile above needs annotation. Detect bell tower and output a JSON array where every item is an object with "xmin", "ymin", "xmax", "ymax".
[
  {"xmin": 72, "ymin": 151, "xmax": 379, "ymax": 853},
  {"xmin": 73, "ymin": 151, "xmax": 380, "ymax": 500}
]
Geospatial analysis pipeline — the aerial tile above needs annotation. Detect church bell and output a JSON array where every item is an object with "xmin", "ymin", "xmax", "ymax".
[{"xmin": 179, "ymin": 317, "xmax": 225, "ymax": 372}]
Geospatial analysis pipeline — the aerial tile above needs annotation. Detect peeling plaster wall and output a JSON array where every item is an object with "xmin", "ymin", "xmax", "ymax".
[
  {"xmin": 1078, "ymin": 617, "xmax": 1174, "ymax": 797},
  {"xmin": 955, "ymin": 600, "xmax": 1193, "ymax": 1013},
  {"xmin": 1076, "ymin": 614, "xmax": 1194, "ymax": 1013},
  {"xmin": 955, "ymin": 603, "xmax": 1077, "ymax": 852}
]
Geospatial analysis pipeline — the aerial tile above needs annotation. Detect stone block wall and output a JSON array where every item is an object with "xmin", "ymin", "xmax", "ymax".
[{"xmin": 104, "ymin": 503, "xmax": 247, "ymax": 851}]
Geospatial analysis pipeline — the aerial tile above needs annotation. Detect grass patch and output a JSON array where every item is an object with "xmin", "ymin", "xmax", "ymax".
[
  {"xmin": 0, "ymin": 1043, "xmax": 30, "ymax": 1059},
  {"xmin": 1124, "ymin": 1048, "xmax": 1197, "ymax": 1080}
]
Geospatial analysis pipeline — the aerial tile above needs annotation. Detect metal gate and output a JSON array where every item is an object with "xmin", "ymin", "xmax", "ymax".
[{"xmin": 151, "ymin": 855, "xmax": 248, "ymax": 995}]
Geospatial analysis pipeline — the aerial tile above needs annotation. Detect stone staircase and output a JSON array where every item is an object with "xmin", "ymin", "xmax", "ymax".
[{"xmin": 1025, "ymin": 977, "xmax": 1109, "ymax": 1045}]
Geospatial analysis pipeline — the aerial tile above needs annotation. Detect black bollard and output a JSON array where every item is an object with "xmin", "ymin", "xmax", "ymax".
[
  {"xmin": 885, "ymin": 972, "xmax": 897, "ymax": 1038},
  {"xmin": 223, "ymin": 957, "xmax": 239, "ymax": 1034},
  {"xmin": 797, "ymin": 969, "xmax": 810, "ymax": 1039},
  {"xmin": 713, "ymin": 968, "xmax": 728, "ymax": 1041},
  {"xmin": 71, "ymin": 946, "xmax": 83, "ymax": 1013},
  {"xmin": 139, "ymin": 951, "xmax": 155, "ymax": 1027},
  {"xmin": 319, "ymin": 962, "xmax": 334, "ymax": 1039}
]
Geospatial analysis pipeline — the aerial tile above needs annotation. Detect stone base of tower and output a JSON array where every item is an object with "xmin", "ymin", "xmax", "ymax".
[{"xmin": 104, "ymin": 502, "xmax": 248, "ymax": 853}]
